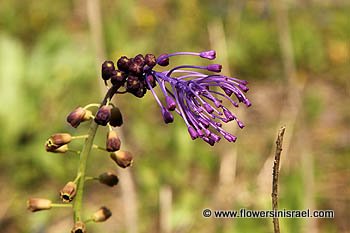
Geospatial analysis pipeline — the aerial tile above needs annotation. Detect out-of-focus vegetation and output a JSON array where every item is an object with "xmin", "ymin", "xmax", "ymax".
[{"xmin": 0, "ymin": 0, "xmax": 349, "ymax": 233}]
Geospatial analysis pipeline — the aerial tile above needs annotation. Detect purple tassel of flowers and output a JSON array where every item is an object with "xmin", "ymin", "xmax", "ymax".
[
  {"xmin": 105, "ymin": 50, "xmax": 251, "ymax": 146},
  {"xmin": 147, "ymin": 51, "xmax": 251, "ymax": 146}
]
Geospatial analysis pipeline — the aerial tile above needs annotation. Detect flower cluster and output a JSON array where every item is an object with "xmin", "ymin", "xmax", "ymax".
[
  {"xmin": 102, "ymin": 50, "xmax": 251, "ymax": 146},
  {"xmin": 28, "ymin": 49, "xmax": 250, "ymax": 233}
]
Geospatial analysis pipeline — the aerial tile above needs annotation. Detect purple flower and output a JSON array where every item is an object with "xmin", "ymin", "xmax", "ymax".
[
  {"xmin": 106, "ymin": 50, "xmax": 251, "ymax": 145},
  {"xmin": 147, "ymin": 51, "xmax": 251, "ymax": 145}
]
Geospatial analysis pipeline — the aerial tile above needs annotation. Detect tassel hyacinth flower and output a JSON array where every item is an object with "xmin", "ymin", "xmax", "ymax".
[
  {"xmin": 105, "ymin": 50, "xmax": 251, "ymax": 146},
  {"xmin": 28, "ymin": 49, "xmax": 251, "ymax": 232}
]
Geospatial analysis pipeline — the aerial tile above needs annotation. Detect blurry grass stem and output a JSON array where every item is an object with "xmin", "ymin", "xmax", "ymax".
[
  {"xmin": 159, "ymin": 186, "xmax": 172, "ymax": 233},
  {"xmin": 257, "ymin": 0, "xmax": 306, "ymax": 199},
  {"xmin": 272, "ymin": 126, "xmax": 286, "ymax": 233}
]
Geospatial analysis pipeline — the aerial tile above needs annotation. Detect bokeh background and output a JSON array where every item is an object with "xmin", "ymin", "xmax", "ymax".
[{"xmin": 0, "ymin": 0, "xmax": 349, "ymax": 232}]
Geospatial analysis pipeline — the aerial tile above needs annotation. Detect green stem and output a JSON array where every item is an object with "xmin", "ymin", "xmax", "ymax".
[
  {"xmin": 73, "ymin": 85, "xmax": 120, "ymax": 222},
  {"xmin": 71, "ymin": 135, "xmax": 89, "ymax": 140},
  {"xmin": 51, "ymin": 203, "xmax": 73, "ymax": 208}
]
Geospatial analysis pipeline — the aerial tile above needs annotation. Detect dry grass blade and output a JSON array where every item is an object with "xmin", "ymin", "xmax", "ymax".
[{"xmin": 272, "ymin": 126, "xmax": 286, "ymax": 233}]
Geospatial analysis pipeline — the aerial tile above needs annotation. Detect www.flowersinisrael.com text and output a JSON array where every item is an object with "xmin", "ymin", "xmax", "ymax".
[{"xmin": 202, "ymin": 208, "xmax": 334, "ymax": 218}]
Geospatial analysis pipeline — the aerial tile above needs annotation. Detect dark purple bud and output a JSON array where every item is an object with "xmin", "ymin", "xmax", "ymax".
[
  {"xmin": 101, "ymin": 61, "xmax": 115, "ymax": 80},
  {"xmin": 126, "ymin": 76, "xmax": 147, "ymax": 98},
  {"xmin": 128, "ymin": 61, "xmax": 143, "ymax": 75},
  {"xmin": 67, "ymin": 107, "xmax": 92, "ymax": 128},
  {"xmin": 106, "ymin": 131, "xmax": 121, "ymax": 152},
  {"xmin": 207, "ymin": 64, "xmax": 222, "ymax": 72},
  {"xmin": 95, "ymin": 105, "xmax": 111, "ymax": 126},
  {"xmin": 165, "ymin": 96, "xmax": 176, "ymax": 111},
  {"xmin": 132, "ymin": 88, "xmax": 147, "ymax": 98},
  {"xmin": 161, "ymin": 107, "xmax": 174, "ymax": 124},
  {"xmin": 117, "ymin": 56, "xmax": 131, "ymax": 72},
  {"xmin": 188, "ymin": 126, "xmax": 198, "ymax": 140},
  {"xmin": 126, "ymin": 75, "xmax": 142, "ymax": 91},
  {"xmin": 110, "ymin": 107, "xmax": 123, "ymax": 127},
  {"xmin": 157, "ymin": 54, "xmax": 169, "ymax": 66},
  {"xmin": 145, "ymin": 53, "xmax": 157, "ymax": 67},
  {"xmin": 200, "ymin": 50, "xmax": 216, "ymax": 60},
  {"xmin": 110, "ymin": 70, "xmax": 126, "ymax": 86},
  {"xmin": 133, "ymin": 54, "xmax": 145, "ymax": 66}
]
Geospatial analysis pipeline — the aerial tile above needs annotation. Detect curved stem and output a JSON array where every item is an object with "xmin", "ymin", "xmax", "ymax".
[{"xmin": 73, "ymin": 85, "xmax": 120, "ymax": 222}]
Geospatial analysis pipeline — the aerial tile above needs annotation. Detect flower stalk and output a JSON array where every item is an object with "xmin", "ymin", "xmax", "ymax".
[{"xmin": 73, "ymin": 85, "xmax": 120, "ymax": 222}]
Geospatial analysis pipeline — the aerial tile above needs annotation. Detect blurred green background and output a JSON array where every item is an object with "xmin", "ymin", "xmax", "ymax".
[{"xmin": 0, "ymin": 0, "xmax": 349, "ymax": 233}]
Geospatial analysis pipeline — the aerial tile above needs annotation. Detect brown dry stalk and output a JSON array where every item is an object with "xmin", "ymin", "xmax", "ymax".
[{"xmin": 272, "ymin": 126, "xmax": 286, "ymax": 233}]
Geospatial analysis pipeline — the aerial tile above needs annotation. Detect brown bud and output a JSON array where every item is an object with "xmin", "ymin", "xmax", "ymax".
[
  {"xmin": 60, "ymin": 181, "xmax": 77, "ymax": 203},
  {"xmin": 92, "ymin": 206, "xmax": 112, "ymax": 222},
  {"xmin": 71, "ymin": 221, "xmax": 86, "ymax": 233},
  {"xmin": 45, "ymin": 133, "xmax": 72, "ymax": 153},
  {"xmin": 67, "ymin": 107, "xmax": 92, "ymax": 128},
  {"xmin": 110, "ymin": 151, "xmax": 133, "ymax": 168},
  {"xmin": 98, "ymin": 172, "xmax": 119, "ymax": 187},
  {"xmin": 27, "ymin": 198, "xmax": 52, "ymax": 212},
  {"xmin": 106, "ymin": 131, "xmax": 121, "ymax": 152},
  {"xmin": 46, "ymin": 144, "xmax": 69, "ymax": 153},
  {"xmin": 48, "ymin": 133, "xmax": 72, "ymax": 146}
]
